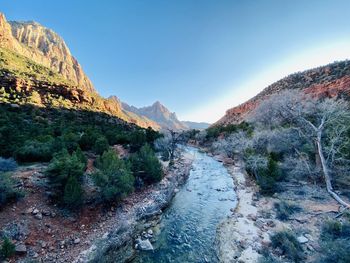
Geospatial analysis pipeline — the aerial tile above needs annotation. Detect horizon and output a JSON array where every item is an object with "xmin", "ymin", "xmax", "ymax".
[{"xmin": 2, "ymin": 0, "xmax": 350, "ymax": 122}]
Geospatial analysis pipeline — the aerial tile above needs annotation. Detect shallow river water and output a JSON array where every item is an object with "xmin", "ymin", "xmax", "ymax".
[{"xmin": 133, "ymin": 146, "xmax": 237, "ymax": 263}]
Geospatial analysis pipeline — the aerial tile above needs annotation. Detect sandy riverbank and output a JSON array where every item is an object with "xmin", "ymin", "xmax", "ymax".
[{"xmin": 215, "ymin": 158, "xmax": 264, "ymax": 262}]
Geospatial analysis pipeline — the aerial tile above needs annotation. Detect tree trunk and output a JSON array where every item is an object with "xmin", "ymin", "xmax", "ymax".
[
  {"xmin": 315, "ymin": 141, "xmax": 321, "ymax": 169},
  {"xmin": 316, "ymin": 132, "xmax": 350, "ymax": 208}
]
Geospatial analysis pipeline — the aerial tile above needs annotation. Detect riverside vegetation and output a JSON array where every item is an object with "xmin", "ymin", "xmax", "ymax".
[{"xmin": 198, "ymin": 89, "xmax": 350, "ymax": 262}]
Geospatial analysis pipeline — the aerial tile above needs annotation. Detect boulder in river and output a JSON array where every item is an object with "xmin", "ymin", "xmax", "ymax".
[
  {"xmin": 297, "ymin": 235, "xmax": 309, "ymax": 244},
  {"xmin": 135, "ymin": 238, "xmax": 154, "ymax": 251}
]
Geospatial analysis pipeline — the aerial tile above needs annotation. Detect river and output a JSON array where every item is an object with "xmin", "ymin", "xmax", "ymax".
[{"xmin": 133, "ymin": 146, "xmax": 237, "ymax": 263}]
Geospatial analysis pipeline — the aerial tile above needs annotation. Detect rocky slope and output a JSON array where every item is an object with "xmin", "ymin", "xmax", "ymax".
[
  {"xmin": 215, "ymin": 60, "xmax": 350, "ymax": 125},
  {"xmin": 122, "ymin": 101, "xmax": 188, "ymax": 130}
]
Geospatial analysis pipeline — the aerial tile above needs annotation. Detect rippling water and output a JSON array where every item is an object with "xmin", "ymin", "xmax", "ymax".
[{"xmin": 133, "ymin": 146, "xmax": 237, "ymax": 263}]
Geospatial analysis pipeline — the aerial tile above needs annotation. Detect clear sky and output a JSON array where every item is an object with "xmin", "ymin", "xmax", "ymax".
[{"xmin": 2, "ymin": 0, "xmax": 350, "ymax": 122}]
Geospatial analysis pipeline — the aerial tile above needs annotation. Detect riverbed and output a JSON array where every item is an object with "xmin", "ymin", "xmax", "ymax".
[{"xmin": 133, "ymin": 146, "xmax": 237, "ymax": 263}]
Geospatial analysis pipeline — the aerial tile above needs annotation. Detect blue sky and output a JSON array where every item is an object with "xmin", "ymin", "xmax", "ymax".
[{"xmin": 2, "ymin": 0, "xmax": 350, "ymax": 122}]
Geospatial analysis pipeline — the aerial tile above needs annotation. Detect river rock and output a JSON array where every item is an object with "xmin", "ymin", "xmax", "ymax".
[
  {"xmin": 32, "ymin": 208, "xmax": 39, "ymax": 215},
  {"xmin": 34, "ymin": 213, "xmax": 43, "ymax": 220},
  {"xmin": 25, "ymin": 207, "xmax": 33, "ymax": 214},
  {"xmin": 135, "ymin": 238, "xmax": 154, "ymax": 251},
  {"xmin": 297, "ymin": 235, "xmax": 308, "ymax": 244},
  {"xmin": 15, "ymin": 244, "xmax": 27, "ymax": 254}
]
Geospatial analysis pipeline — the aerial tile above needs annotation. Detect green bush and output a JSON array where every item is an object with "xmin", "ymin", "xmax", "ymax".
[
  {"xmin": 0, "ymin": 172, "xmax": 23, "ymax": 208},
  {"xmin": 318, "ymin": 239, "xmax": 350, "ymax": 263},
  {"xmin": 129, "ymin": 130, "xmax": 147, "ymax": 151},
  {"xmin": 274, "ymin": 200, "xmax": 301, "ymax": 221},
  {"xmin": 0, "ymin": 158, "xmax": 17, "ymax": 172},
  {"xmin": 63, "ymin": 175, "xmax": 83, "ymax": 209},
  {"xmin": 270, "ymin": 230, "xmax": 303, "ymax": 262},
  {"xmin": 60, "ymin": 132, "xmax": 80, "ymax": 153},
  {"xmin": 206, "ymin": 122, "xmax": 253, "ymax": 139},
  {"xmin": 93, "ymin": 136, "xmax": 110, "ymax": 155},
  {"xmin": 0, "ymin": 237, "xmax": 15, "ymax": 259},
  {"xmin": 79, "ymin": 129, "xmax": 100, "ymax": 150},
  {"xmin": 74, "ymin": 146, "xmax": 87, "ymax": 168},
  {"xmin": 46, "ymin": 149, "xmax": 85, "ymax": 209},
  {"xmin": 16, "ymin": 140, "xmax": 53, "ymax": 162},
  {"xmin": 321, "ymin": 220, "xmax": 350, "ymax": 240},
  {"xmin": 130, "ymin": 144, "xmax": 163, "ymax": 185},
  {"xmin": 257, "ymin": 155, "xmax": 282, "ymax": 195},
  {"xmin": 318, "ymin": 219, "xmax": 350, "ymax": 263},
  {"xmin": 258, "ymin": 249, "xmax": 282, "ymax": 263},
  {"xmin": 93, "ymin": 149, "xmax": 134, "ymax": 203}
]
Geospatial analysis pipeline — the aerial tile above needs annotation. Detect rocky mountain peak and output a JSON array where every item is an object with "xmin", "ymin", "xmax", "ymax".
[
  {"xmin": 121, "ymin": 100, "xmax": 187, "ymax": 130},
  {"xmin": 152, "ymin": 100, "xmax": 163, "ymax": 107}
]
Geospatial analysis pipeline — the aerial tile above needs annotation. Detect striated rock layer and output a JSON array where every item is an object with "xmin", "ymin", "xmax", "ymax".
[{"xmin": 215, "ymin": 60, "xmax": 350, "ymax": 126}]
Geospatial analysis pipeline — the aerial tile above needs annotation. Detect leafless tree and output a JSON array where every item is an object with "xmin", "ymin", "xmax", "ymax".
[
  {"xmin": 211, "ymin": 131, "xmax": 251, "ymax": 158},
  {"xmin": 154, "ymin": 129, "xmax": 182, "ymax": 161},
  {"xmin": 250, "ymin": 90, "xmax": 350, "ymax": 208}
]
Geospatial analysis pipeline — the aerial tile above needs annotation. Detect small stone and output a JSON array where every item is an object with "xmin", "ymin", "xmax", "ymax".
[
  {"xmin": 32, "ymin": 208, "xmax": 39, "ymax": 215},
  {"xmin": 60, "ymin": 240, "xmax": 65, "ymax": 248},
  {"xmin": 32, "ymin": 252, "xmax": 39, "ymax": 258},
  {"xmin": 74, "ymin": 238, "xmax": 81, "ymax": 244},
  {"xmin": 135, "ymin": 238, "xmax": 153, "ymax": 251},
  {"xmin": 297, "ymin": 235, "xmax": 309, "ymax": 244},
  {"xmin": 25, "ymin": 207, "xmax": 33, "ymax": 214},
  {"xmin": 41, "ymin": 241, "xmax": 47, "ymax": 248},
  {"xmin": 247, "ymin": 214, "xmax": 257, "ymax": 221},
  {"xmin": 34, "ymin": 213, "xmax": 43, "ymax": 220},
  {"xmin": 266, "ymin": 220, "xmax": 276, "ymax": 227},
  {"xmin": 147, "ymin": 229, "xmax": 153, "ymax": 235},
  {"xmin": 254, "ymin": 218, "xmax": 265, "ymax": 228},
  {"xmin": 42, "ymin": 210, "xmax": 51, "ymax": 216},
  {"xmin": 15, "ymin": 244, "xmax": 27, "ymax": 254}
]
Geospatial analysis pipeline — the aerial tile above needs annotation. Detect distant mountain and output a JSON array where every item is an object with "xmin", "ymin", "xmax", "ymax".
[
  {"xmin": 121, "ymin": 101, "xmax": 211, "ymax": 130},
  {"xmin": 182, "ymin": 121, "xmax": 210, "ymax": 130},
  {"xmin": 122, "ymin": 101, "xmax": 188, "ymax": 130},
  {"xmin": 215, "ymin": 60, "xmax": 350, "ymax": 126},
  {"xmin": 0, "ymin": 12, "xmax": 159, "ymax": 129}
]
